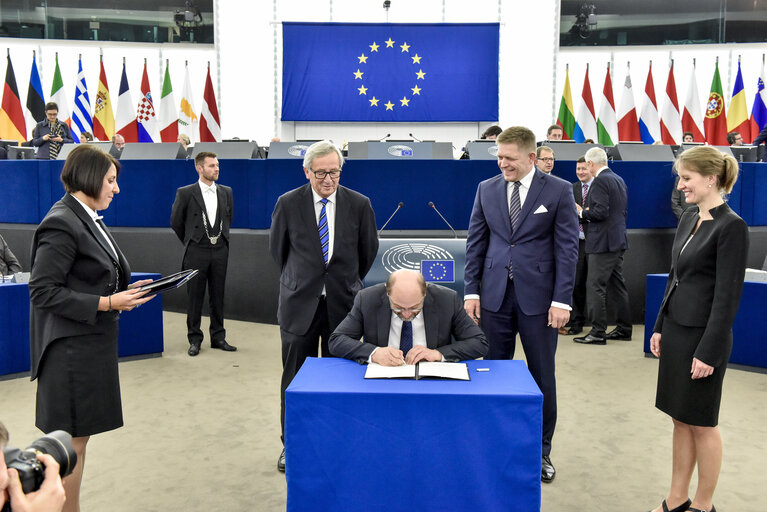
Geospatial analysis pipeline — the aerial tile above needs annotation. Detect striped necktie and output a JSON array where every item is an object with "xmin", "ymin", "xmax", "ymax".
[
  {"xmin": 508, "ymin": 181, "xmax": 521, "ymax": 279},
  {"xmin": 579, "ymin": 183, "xmax": 589, "ymax": 235},
  {"xmin": 318, "ymin": 198, "xmax": 329, "ymax": 266}
]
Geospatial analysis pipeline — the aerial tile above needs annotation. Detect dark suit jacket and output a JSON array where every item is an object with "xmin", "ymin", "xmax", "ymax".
[
  {"xmin": 328, "ymin": 283, "xmax": 488, "ymax": 364},
  {"xmin": 31, "ymin": 120, "xmax": 73, "ymax": 159},
  {"xmin": 0, "ymin": 234, "xmax": 22, "ymax": 275},
  {"xmin": 464, "ymin": 170, "xmax": 579, "ymax": 315},
  {"xmin": 269, "ymin": 184, "xmax": 378, "ymax": 336},
  {"xmin": 653, "ymin": 203, "xmax": 749, "ymax": 367},
  {"xmin": 753, "ymin": 124, "xmax": 767, "ymax": 161},
  {"xmin": 170, "ymin": 182, "xmax": 233, "ymax": 248},
  {"xmin": 29, "ymin": 194, "xmax": 130, "ymax": 379},
  {"xmin": 580, "ymin": 167, "xmax": 628, "ymax": 254}
]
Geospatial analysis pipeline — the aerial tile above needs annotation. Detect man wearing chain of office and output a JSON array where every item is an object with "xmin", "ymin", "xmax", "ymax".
[{"xmin": 171, "ymin": 151, "xmax": 237, "ymax": 356}]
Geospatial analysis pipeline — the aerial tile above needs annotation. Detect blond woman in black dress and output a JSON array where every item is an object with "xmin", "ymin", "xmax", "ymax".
[{"xmin": 649, "ymin": 146, "xmax": 748, "ymax": 512}]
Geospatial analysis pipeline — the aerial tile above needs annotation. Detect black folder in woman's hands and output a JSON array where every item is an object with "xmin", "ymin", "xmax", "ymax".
[{"xmin": 138, "ymin": 269, "xmax": 198, "ymax": 294}]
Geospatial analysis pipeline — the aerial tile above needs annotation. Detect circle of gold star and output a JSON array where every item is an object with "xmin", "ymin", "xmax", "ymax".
[{"xmin": 353, "ymin": 37, "xmax": 425, "ymax": 112}]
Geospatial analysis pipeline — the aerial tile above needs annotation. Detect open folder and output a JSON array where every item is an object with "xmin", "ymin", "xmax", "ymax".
[
  {"xmin": 364, "ymin": 361, "xmax": 470, "ymax": 380},
  {"xmin": 138, "ymin": 269, "xmax": 198, "ymax": 294}
]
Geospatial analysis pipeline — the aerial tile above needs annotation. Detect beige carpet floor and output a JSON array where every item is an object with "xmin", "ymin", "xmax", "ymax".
[{"xmin": 1, "ymin": 312, "xmax": 765, "ymax": 511}]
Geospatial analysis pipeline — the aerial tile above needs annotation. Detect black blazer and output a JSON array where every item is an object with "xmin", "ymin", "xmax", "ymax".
[
  {"xmin": 170, "ymin": 182, "xmax": 233, "ymax": 248},
  {"xmin": 653, "ymin": 203, "xmax": 749, "ymax": 367},
  {"xmin": 580, "ymin": 167, "xmax": 628, "ymax": 254},
  {"xmin": 328, "ymin": 283, "xmax": 488, "ymax": 364},
  {"xmin": 30, "ymin": 120, "xmax": 73, "ymax": 159},
  {"xmin": 269, "ymin": 184, "xmax": 379, "ymax": 336},
  {"xmin": 29, "ymin": 194, "xmax": 130, "ymax": 379}
]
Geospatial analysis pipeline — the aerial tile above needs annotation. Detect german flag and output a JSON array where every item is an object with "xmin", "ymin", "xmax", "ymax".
[{"xmin": 0, "ymin": 51, "xmax": 27, "ymax": 142}]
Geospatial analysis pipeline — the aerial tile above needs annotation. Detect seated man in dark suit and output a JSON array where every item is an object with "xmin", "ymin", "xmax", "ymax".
[
  {"xmin": 753, "ymin": 124, "xmax": 767, "ymax": 161},
  {"xmin": 329, "ymin": 269, "xmax": 488, "ymax": 365},
  {"xmin": 0, "ymin": 233, "xmax": 22, "ymax": 277}
]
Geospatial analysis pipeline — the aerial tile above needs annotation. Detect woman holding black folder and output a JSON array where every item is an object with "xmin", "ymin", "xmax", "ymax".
[{"xmin": 28, "ymin": 144, "xmax": 156, "ymax": 512}]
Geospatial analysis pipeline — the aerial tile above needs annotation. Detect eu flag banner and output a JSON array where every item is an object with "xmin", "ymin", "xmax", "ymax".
[
  {"xmin": 282, "ymin": 23, "xmax": 499, "ymax": 122},
  {"xmin": 421, "ymin": 260, "xmax": 455, "ymax": 283}
]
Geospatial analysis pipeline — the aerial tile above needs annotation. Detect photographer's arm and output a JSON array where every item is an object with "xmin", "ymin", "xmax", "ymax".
[{"xmin": 5, "ymin": 454, "xmax": 65, "ymax": 512}]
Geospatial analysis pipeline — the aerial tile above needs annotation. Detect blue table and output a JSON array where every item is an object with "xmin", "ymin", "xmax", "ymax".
[
  {"xmin": 644, "ymin": 274, "xmax": 767, "ymax": 369},
  {"xmin": 0, "ymin": 272, "xmax": 164, "ymax": 377},
  {"xmin": 285, "ymin": 358, "xmax": 543, "ymax": 512}
]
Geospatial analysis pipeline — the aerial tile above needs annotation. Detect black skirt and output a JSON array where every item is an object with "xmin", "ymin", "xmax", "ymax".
[
  {"xmin": 35, "ymin": 322, "xmax": 123, "ymax": 437},
  {"xmin": 655, "ymin": 315, "xmax": 728, "ymax": 427}
]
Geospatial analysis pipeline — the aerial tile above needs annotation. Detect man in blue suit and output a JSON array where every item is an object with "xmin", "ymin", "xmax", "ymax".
[{"xmin": 464, "ymin": 126, "xmax": 579, "ymax": 483}]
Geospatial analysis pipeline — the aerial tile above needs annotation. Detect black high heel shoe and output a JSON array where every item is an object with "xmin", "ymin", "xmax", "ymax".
[
  {"xmin": 686, "ymin": 506, "xmax": 715, "ymax": 512},
  {"xmin": 648, "ymin": 498, "xmax": 692, "ymax": 512}
]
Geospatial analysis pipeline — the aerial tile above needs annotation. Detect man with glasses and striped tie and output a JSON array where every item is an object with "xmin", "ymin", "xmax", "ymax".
[{"xmin": 270, "ymin": 140, "xmax": 378, "ymax": 473}]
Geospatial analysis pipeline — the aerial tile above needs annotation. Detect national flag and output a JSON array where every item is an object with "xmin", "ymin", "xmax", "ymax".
[
  {"xmin": 282, "ymin": 22, "xmax": 499, "ymax": 122},
  {"xmin": 573, "ymin": 65, "xmax": 598, "ymax": 143},
  {"xmin": 617, "ymin": 67, "xmax": 640, "ymax": 142},
  {"xmin": 638, "ymin": 63, "xmax": 661, "ymax": 144},
  {"xmin": 92, "ymin": 57, "xmax": 115, "ymax": 142},
  {"xmin": 159, "ymin": 60, "xmax": 178, "ymax": 142},
  {"xmin": 681, "ymin": 64, "xmax": 705, "ymax": 142},
  {"xmin": 49, "ymin": 53, "xmax": 71, "ymax": 128},
  {"xmin": 200, "ymin": 63, "xmax": 221, "ymax": 142},
  {"xmin": 0, "ymin": 53, "xmax": 26, "ymax": 142},
  {"xmin": 115, "ymin": 60, "xmax": 138, "ymax": 143},
  {"xmin": 660, "ymin": 62, "xmax": 682, "ymax": 144},
  {"xmin": 749, "ymin": 60, "xmax": 767, "ymax": 138},
  {"xmin": 24, "ymin": 51, "xmax": 45, "ymax": 138},
  {"xmin": 178, "ymin": 63, "xmax": 199, "ymax": 143},
  {"xmin": 556, "ymin": 65, "xmax": 576, "ymax": 140},
  {"xmin": 727, "ymin": 60, "xmax": 750, "ymax": 142},
  {"xmin": 70, "ymin": 56, "xmax": 93, "ymax": 143},
  {"xmin": 596, "ymin": 63, "xmax": 618, "ymax": 146},
  {"xmin": 136, "ymin": 61, "xmax": 161, "ymax": 143},
  {"xmin": 704, "ymin": 61, "xmax": 728, "ymax": 146},
  {"xmin": 420, "ymin": 260, "xmax": 455, "ymax": 283}
]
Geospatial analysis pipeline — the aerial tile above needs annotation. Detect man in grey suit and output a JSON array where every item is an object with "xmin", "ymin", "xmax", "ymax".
[
  {"xmin": 329, "ymin": 269, "xmax": 488, "ymax": 365},
  {"xmin": 270, "ymin": 140, "xmax": 379, "ymax": 472}
]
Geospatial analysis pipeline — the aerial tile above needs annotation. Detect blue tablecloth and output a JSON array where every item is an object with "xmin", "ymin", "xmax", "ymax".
[{"xmin": 285, "ymin": 358, "xmax": 543, "ymax": 512}]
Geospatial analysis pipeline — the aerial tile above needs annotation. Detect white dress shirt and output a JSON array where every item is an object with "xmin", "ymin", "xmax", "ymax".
[
  {"xmin": 368, "ymin": 310, "xmax": 445, "ymax": 363},
  {"xmin": 70, "ymin": 194, "xmax": 117, "ymax": 260},
  {"xmin": 198, "ymin": 180, "xmax": 218, "ymax": 228}
]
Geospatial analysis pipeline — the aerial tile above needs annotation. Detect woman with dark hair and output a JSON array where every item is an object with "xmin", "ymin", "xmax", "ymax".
[
  {"xmin": 648, "ymin": 146, "xmax": 748, "ymax": 512},
  {"xmin": 29, "ymin": 144, "xmax": 156, "ymax": 512}
]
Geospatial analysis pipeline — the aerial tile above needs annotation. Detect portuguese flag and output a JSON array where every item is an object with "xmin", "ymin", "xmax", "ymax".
[{"xmin": 704, "ymin": 61, "xmax": 728, "ymax": 146}]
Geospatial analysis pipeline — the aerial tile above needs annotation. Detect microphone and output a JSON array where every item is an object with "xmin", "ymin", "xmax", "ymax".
[
  {"xmin": 408, "ymin": 132, "xmax": 423, "ymax": 143},
  {"xmin": 378, "ymin": 202, "xmax": 404, "ymax": 236},
  {"xmin": 428, "ymin": 201, "xmax": 457, "ymax": 238},
  {"xmin": 379, "ymin": 133, "xmax": 391, "ymax": 142}
]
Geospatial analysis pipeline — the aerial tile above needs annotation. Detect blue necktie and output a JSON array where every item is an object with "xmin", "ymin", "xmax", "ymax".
[
  {"xmin": 508, "ymin": 181, "xmax": 521, "ymax": 279},
  {"xmin": 400, "ymin": 320, "xmax": 413, "ymax": 355},
  {"xmin": 318, "ymin": 198, "xmax": 329, "ymax": 266}
]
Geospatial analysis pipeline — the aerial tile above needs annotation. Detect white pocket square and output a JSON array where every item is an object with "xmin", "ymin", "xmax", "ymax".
[{"xmin": 534, "ymin": 205, "xmax": 548, "ymax": 214}]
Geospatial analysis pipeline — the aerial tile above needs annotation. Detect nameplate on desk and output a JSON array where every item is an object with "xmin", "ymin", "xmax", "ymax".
[{"xmin": 364, "ymin": 361, "xmax": 470, "ymax": 380}]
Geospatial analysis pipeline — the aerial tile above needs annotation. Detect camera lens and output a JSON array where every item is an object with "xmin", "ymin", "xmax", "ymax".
[{"xmin": 26, "ymin": 430, "xmax": 77, "ymax": 479}]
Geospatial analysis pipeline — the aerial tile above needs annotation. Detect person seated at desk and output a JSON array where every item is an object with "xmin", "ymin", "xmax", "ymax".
[
  {"xmin": 329, "ymin": 269, "xmax": 488, "ymax": 365},
  {"xmin": 0, "ymin": 233, "xmax": 22, "ymax": 277},
  {"xmin": 78, "ymin": 132, "xmax": 93, "ymax": 144},
  {"xmin": 481, "ymin": 125, "xmax": 502, "ymax": 140},
  {"xmin": 726, "ymin": 131, "xmax": 743, "ymax": 146}
]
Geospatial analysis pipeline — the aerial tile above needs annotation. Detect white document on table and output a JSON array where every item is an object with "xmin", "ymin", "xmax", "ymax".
[{"xmin": 364, "ymin": 362, "xmax": 470, "ymax": 380}]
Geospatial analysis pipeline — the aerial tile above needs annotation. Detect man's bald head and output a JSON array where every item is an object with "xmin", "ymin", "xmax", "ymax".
[{"xmin": 385, "ymin": 270, "xmax": 426, "ymax": 320}]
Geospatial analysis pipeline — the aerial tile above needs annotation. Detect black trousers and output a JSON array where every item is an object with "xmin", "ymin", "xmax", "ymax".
[
  {"xmin": 570, "ymin": 239, "xmax": 588, "ymax": 329},
  {"xmin": 182, "ymin": 242, "xmax": 228, "ymax": 346},
  {"xmin": 585, "ymin": 250, "xmax": 632, "ymax": 335},
  {"xmin": 481, "ymin": 280, "xmax": 558, "ymax": 457},
  {"xmin": 280, "ymin": 297, "xmax": 331, "ymax": 440}
]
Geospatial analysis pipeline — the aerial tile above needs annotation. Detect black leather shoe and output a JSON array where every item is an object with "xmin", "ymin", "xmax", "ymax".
[
  {"xmin": 686, "ymin": 506, "xmax": 715, "ymax": 512},
  {"xmin": 573, "ymin": 333, "xmax": 606, "ymax": 345},
  {"xmin": 541, "ymin": 455, "xmax": 555, "ymax": 483},
  {"xmin": 605, "ymin": 328, "xmax": 632, "ymax": 340},
  {"xmin": 648, "ymin": 498, "xmax": 691, "ymax": 512},
  {"xmin": 211, "ymin": 340, "xmax": 237, "ymax": 351},
  {"xmin": 277, "ymin": 448, "xmax": 285, "ymax": 472},
  {"xmin": 188, "ymin": 344, "xmax": 200, "ymax": 356}
]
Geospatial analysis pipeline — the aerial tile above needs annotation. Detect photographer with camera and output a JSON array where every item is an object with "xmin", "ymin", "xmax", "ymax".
[{"xmin": 0, "ymin": 422, "xmax": 66, "ymax": 512}]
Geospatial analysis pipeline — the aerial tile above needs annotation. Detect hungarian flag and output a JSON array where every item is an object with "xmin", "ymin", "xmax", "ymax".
[
  {"xmin": 92, "ymin": 57, "xmax": 115, "ymax": 142},
  {"xmin": 49, "ymin": 53, "xmax": 71, "ymax": 128},
  {"xmin": 136, "ymin": 60, "xmax": 160, "ymax": 143},
  {"xmin": 200, "ymin": 63, "xmax": 221, "ymax": 142},
  {"xmin": 704, "ymin": 62, "xmax": 728, "ymax": 146},
  {"xmin": 638, "ymin": 63, "xmax": 661, "ymax": 144},
  {"xmin": 573, "ymin": 64, "xmax": 597, "ymax": 143},
  {"xmin": 749, "ymin": 61, "xmax": 767, "ymax": 138},
  {"xmin": 556, "ymin": 66, "xmax": 576, "ymax": 140},
  {"xmin": 159, "ymin": 61, "xmax": 178, "ymax": 142},
  {"xmin": 115, "ymin": 60, "xmax": 138, "ymax": 143},
  {"xmin": 726, "ymin": 61, "xmax": 750, "ymax": 142},
  {"xmin": 681, "ymin": 65, "xmax": 705, "ymax": 142},
  {"xmin": 617, "ymin": 68, "xmax": 640, "ymax": 142},
  {"xmin": 660, "ymin": 62, "xmax": 681, "ymax": 144},
  {"xmin": 597, "ymin": 63, "xmax": 618, "ymax": 146},
  {"xmin": 25, "ymin": 51, "xmax": 45, "ymax": 138},
  {"xmin": 0, "ymin": 53, "xmax": 27, "ymax": 142}
]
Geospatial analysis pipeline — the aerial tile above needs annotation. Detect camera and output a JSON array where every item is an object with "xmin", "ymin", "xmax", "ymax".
[{"xmin": 2, "ymin": 430, "xmax": 76, "ymax": 495}]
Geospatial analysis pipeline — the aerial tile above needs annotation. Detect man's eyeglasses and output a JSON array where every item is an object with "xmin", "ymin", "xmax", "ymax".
[
  {"xmin": 537, "ymin": 157, "xmax": 555, "ymax": 163},
  {"xmin": 310, "ymin": 169, "xmax": 342, "ymax": 180},
  {"xmin": 389, "ymin": 298, "xmax": 424, "ymax": 315}
]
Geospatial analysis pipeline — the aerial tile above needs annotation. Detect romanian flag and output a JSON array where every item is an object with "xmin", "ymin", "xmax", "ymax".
[
  {"xmin": 92, "ymin": 57, "xmax": 115, "ymax": 142},
  {"xmin": 727, "ymin": 60, "xmax": 750, "ymax": 143},
  {"xmin": 556, "ymin": 66, "xmax": 576, "ymax": 140},
  {"xmin": 0, "ymin": 53, "xmax": 27, "ymax": 142},
  {"xmin": 704, "ymin": 61, "xmax": 728, "ymax": 146}
]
